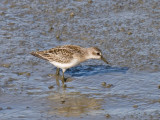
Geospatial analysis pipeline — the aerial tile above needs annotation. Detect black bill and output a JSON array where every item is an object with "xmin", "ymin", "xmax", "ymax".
[{"xmin": 101, "ymin": 56, "xmax": 109, "ymax": 64}]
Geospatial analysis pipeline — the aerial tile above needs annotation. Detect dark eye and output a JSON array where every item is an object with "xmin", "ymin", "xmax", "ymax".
[{"xmin": 97, "ymin": 52, "xmax": 100, "ymax": 55}]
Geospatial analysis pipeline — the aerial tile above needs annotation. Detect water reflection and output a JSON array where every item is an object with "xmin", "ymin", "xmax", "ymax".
[
  {"xmin": 52, "ymin": 65, "xmax": 129, "ymax": 79},
  {"xmin": 47, "ymin": 91, "xmax": 102, "ymax": 117},
  {"xmin": 66, "ymin": 65, "xmax": 129, "ymax": 77},
  {"xmin": 52, "ymin": 65, "xmax": 129, "ymax": 87},
  {"xmin": 46, "ymin": 65, "xmax": 128, "ymax": 117}
]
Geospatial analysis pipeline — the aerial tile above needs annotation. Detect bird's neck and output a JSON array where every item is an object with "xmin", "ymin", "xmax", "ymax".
[{"xmin": 84, "ymin": 48, "xmax": 93, "ymax": 60}]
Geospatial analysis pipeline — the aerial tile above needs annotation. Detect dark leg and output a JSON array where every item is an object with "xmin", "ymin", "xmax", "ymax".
[
  {"xmin": 56, "ymin": 68, "xmax": 60, "ymax": 75},
  {"xmin": 62, "ymin": 71, "xmax": 65, "ymax": 86},
  {"xmin": 55, "ymin": 76, "xmax": 60, "ymax": 87},
  {"xmin": 62, "ymin": 72, "xmax": 67, "ymax": 88},
  {"xmin": 61, "ymin": 69, "xmax": 67, "ymax": 87}
]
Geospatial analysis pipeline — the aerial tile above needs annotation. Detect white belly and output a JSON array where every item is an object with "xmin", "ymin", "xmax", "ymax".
[{"xmin": 50, "ymin": 59, "xmax": 79, "ymax": 70}]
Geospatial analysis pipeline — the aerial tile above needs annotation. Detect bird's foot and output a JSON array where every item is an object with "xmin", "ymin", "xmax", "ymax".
[
  {"xmin": 62, "ymin": 84, "xmax": 67, "ymax": 88},
  {"xmin": 62, "ymin": 76, "xmax": 67, "ymax": 83}
]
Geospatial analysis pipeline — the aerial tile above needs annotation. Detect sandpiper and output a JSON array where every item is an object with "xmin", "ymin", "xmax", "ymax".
[{"xmin": 31, "ymin": 45, "xmax": 109, "ymax": 82}]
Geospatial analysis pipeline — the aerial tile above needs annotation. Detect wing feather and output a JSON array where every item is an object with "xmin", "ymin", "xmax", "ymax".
[{"xmin": 31, "ymin": 48, "xmax": 74, "ymax": 63}]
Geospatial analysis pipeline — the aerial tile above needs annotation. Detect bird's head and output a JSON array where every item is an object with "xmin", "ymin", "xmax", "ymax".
[{"xmin": 87, "ymin": 47, "xmax": 109, "ymax": 64}]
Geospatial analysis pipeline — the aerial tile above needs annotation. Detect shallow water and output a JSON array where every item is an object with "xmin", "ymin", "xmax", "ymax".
[{"xmin": 0, "ymin": 0, "xmax": 160, "ymax": 119}]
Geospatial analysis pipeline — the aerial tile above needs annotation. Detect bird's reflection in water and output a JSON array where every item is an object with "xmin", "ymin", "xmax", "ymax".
[
  {"xmin": 47, "ymin": 91, "xmax": 102, "ymax": 117},
  {"xmin": 46, "ymin": 65, "xmax": 110, "ymax": 117}
]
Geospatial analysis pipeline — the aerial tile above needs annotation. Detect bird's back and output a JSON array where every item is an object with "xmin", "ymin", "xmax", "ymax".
[
  {"xmin": 31, "ymin": 47, "xmax": 80, "ymax": 63},
  {"xmin": 54, "ymin": 45, "xmax": 85, "ymax": 54}
]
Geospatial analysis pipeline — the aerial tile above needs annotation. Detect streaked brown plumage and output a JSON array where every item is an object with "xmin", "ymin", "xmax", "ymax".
[{"xmin": 31, "ymin": 45, "xmax": 109, "ymax": 82}]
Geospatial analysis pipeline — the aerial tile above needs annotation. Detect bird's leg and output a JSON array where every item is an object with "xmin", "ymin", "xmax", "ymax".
[
  {"xmin": 62, "ymin": 69, "xmax": 66, "ymax": 83},
  {"xmin": 56, "ymin": 68, "xmax": 60, "ymax": 76},
  {"xmin": 62, "ymin": 72, "xmax": 68, "ymax": 88},
  {"xmin": 55, "ymin": 75, "xmax": 60, "ymax": 87},
  {"xmin": 62, "ymin": 71, "xmax": 65, "ymax": 85}
]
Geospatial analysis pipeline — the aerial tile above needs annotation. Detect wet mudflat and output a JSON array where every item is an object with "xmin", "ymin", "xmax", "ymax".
[{"xmin": 0, "ymin": 0, "xmax": 160, "ymax": 120}]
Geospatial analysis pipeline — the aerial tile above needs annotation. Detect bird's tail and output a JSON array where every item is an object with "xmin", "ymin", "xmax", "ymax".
[
  {"xmin": 30, "ymin": 51, "xmax": 46, "ymax": 60},
  {"xmin": 30, "ymin": 51, "xmax": 38, "ymax": 57}
]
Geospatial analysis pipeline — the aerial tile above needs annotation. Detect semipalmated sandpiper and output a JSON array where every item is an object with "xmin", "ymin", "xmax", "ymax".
[{"xmin": 31, "ymin": 45, "xmax": 109, "ymax": 82}]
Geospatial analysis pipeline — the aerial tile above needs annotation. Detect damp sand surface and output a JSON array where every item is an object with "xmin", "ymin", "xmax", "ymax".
[{"xmin": 0, "ymin": 0, "xmax": 160, "ymax": 120}]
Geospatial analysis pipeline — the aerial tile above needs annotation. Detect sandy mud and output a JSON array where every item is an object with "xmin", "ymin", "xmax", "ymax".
[{"xmin": 0, "ymin": 0, "xmax": 160, "ymax": 120}]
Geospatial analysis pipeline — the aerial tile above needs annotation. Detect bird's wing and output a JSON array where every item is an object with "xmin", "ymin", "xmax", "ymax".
[
  {"xmin": 31, "ymin": 48, "xmax": 74, "ymax": 63},
  {"xmin": 53, "ymin": 45, "xmax": 84, "ymax": 54}
]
